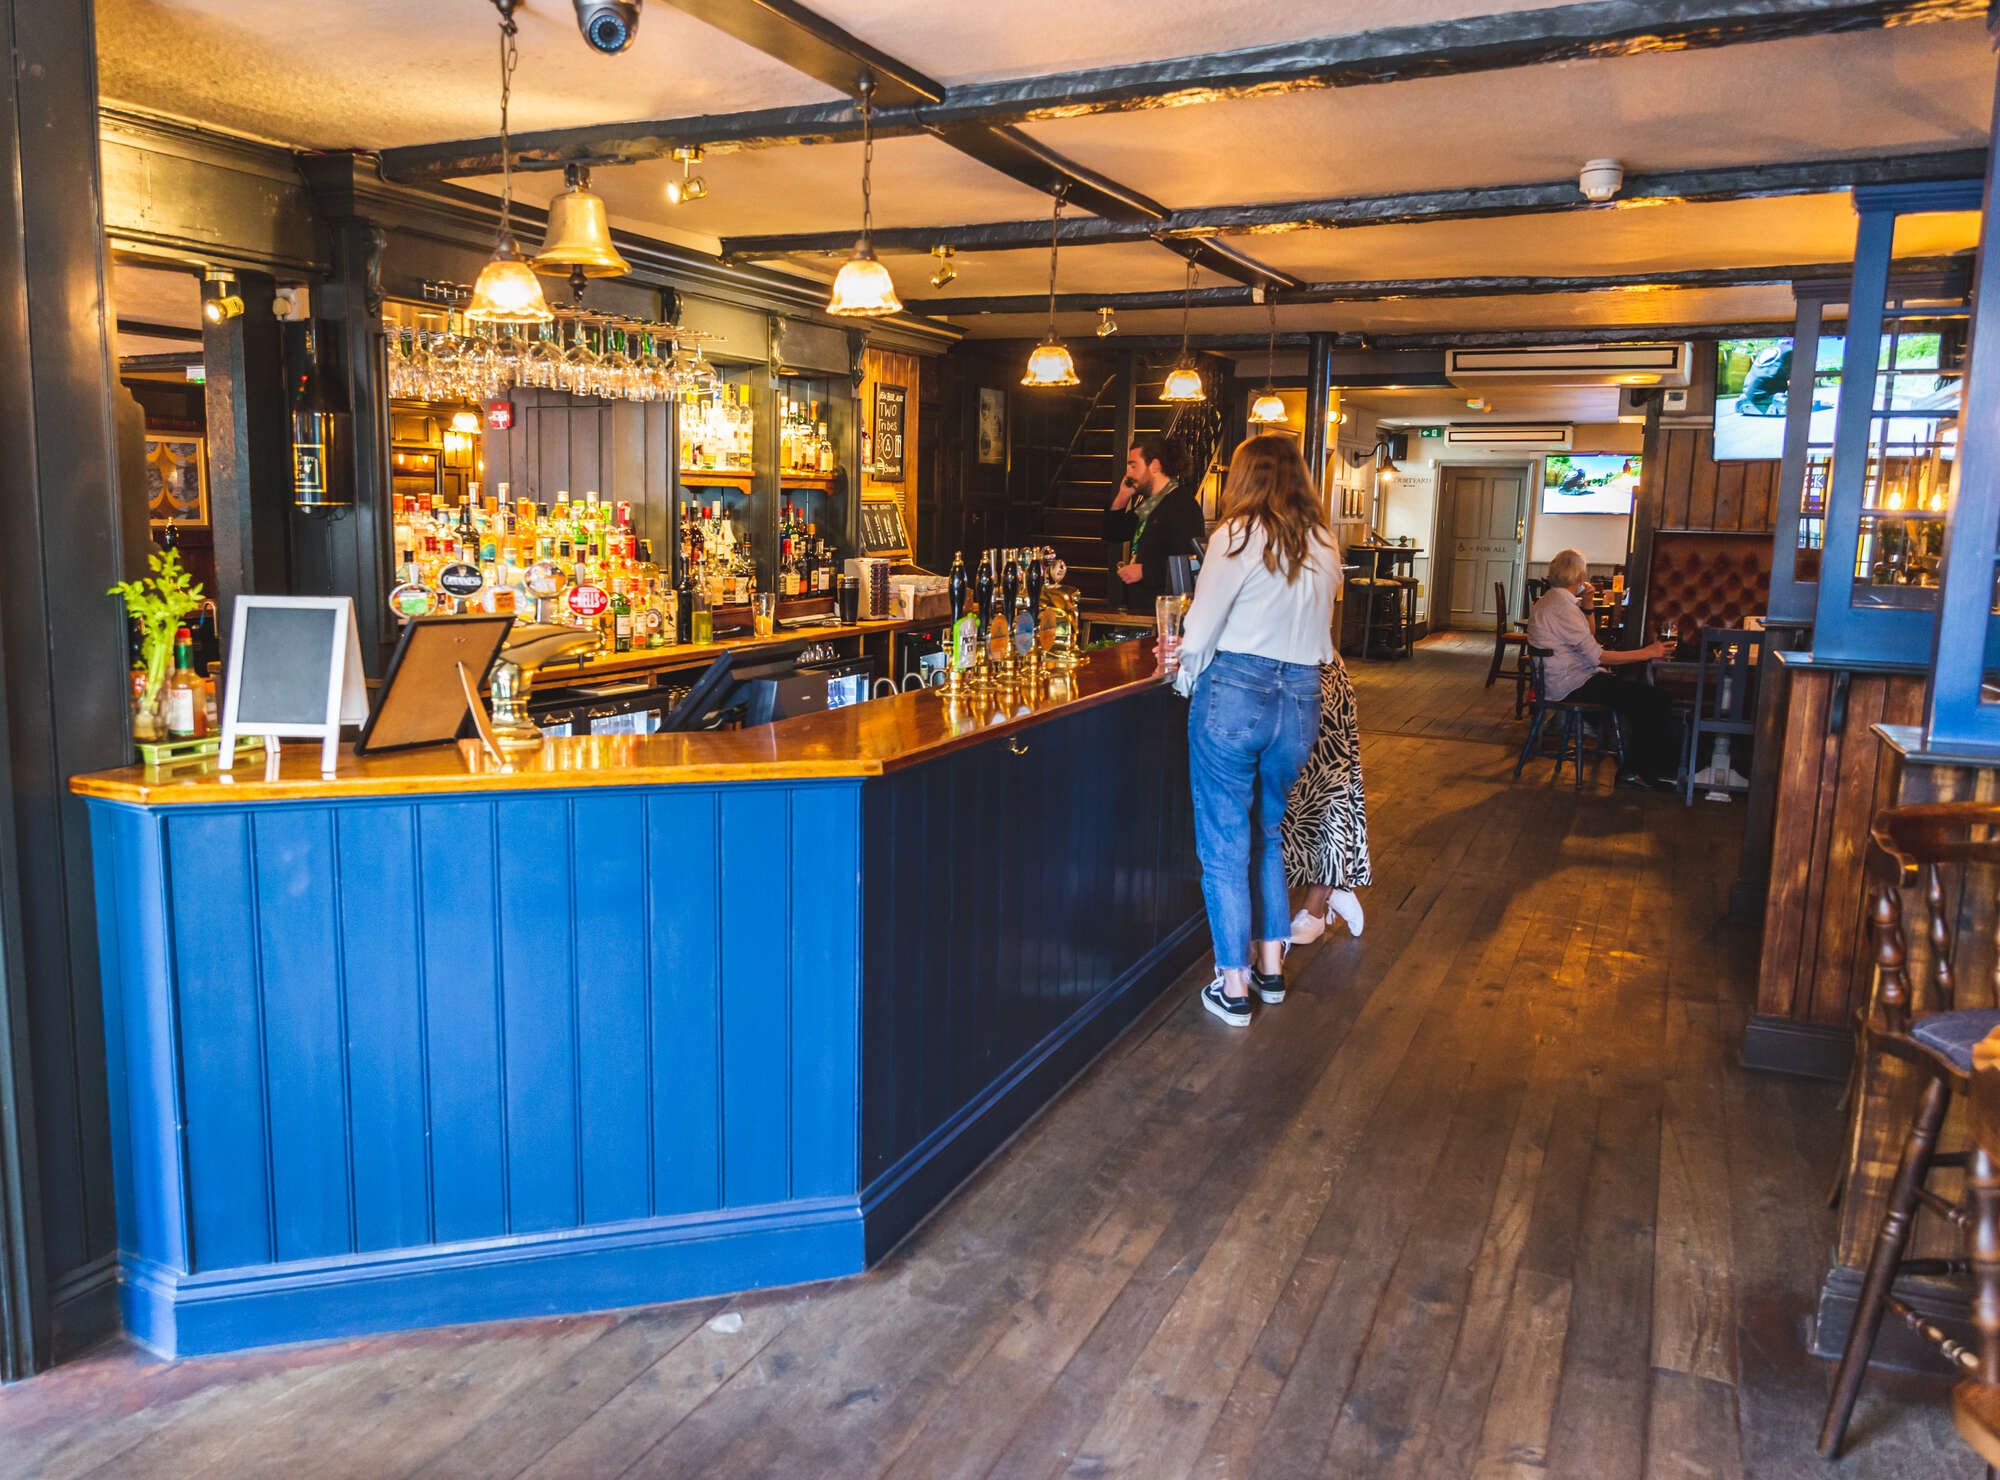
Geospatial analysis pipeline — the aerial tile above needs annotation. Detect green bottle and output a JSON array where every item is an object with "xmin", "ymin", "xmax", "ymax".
[{"xmin": 610, "ymin": 582, "xmax": 632, "ymax": 653}]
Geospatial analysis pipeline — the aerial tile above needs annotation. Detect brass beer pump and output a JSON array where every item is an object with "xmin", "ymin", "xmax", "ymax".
[
  {"xmin": 939, "ymin": 550, "xmax": 969, "ymax": 702},
  {"xmin": 997, "ymin": 554, "xmax": 1023, "ymax": 696},
  {"xmin": 1024, "ymin": 548, "xmax": 1048, "ymax": 682},
  {"xmin": 966, "ymin": 555, "xmax": 997, "ymax": 697}
]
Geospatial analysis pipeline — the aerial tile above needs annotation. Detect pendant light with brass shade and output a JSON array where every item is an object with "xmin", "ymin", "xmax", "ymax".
[
  {"xmin": 1021, "ymin": 188, "xmax": 1079, "ymax": 388},
  {"xmin": 534, "ymin": 163, "xmax": 630, "ymax": 305},
  {"xmin": 826, "ymin": 77, "xmax": 902, "ymax": 318},
  {"xmin": 1248, "ymin": 293, "xmax": 1287, "ymax": 426},
  {"xmin": 465, "ymin": 0, "xmax": 552, "ymax": 326},
  {"xmin": 1160, "ymin": 258, "xmax": 1205, "ymax": 402}
]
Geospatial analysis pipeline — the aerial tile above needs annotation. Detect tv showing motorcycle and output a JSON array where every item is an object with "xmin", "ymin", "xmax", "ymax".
[{"xmin": 1714, "ymin": 336, "xmax": 1844, "ymax": 461}]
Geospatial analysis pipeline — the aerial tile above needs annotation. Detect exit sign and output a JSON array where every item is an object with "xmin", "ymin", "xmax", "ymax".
[{"xmin": 1418, "ymin": 426, "xmax": 1443, "ymax": 439}]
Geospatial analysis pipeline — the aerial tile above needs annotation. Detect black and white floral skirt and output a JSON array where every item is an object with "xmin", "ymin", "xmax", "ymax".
[{"xmin": 1279, "ymin": 660, "xmax": 1371, "ymax": 890}]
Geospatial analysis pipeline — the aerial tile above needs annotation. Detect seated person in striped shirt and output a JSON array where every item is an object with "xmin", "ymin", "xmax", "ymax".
[{"xmin": 1524, "ymin": 548, "xmax": 1678, "ymax": 789}]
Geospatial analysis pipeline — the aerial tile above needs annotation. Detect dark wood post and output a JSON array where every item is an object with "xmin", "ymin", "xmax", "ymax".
[
  {"xmin": 202, "ymin": 269, "xmax": 293, "ymax": 609},
  {"xmin": 0, "ymin": 0, "xmax": 137, "ymax": 1377},
  {"xmin": 1302, "ymin": 332, "xmax": 1334, "ymax": 493}
]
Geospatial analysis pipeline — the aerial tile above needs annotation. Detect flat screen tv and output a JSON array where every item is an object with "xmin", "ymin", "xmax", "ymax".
[
  {"xmin": 1714, "ymin": 335, "xmax": 1845, "ymax": 461},
  {"xmin": 1541, "ymin": 454, "xmax": 1639, "ymax": 516}
]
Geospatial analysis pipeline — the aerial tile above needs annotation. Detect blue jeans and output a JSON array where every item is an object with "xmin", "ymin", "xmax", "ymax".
[{"xmin": 1188, "ymin": 651, "xmax": 1322, "ymax": 971}]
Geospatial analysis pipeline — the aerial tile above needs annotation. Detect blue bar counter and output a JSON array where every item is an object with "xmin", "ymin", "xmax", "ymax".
[{"xmin": 70, "ymin": 641, "xmax": 1203, "ymax": 1357}]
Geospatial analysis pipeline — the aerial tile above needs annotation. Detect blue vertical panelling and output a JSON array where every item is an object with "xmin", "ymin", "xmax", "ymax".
[
  {"xmin": 646, "ymin": 790, "xmax": 721, "ymax": 1215},
  {"xmin": 788, "ymin": 785, "xmax": 860, "ymax": 1199},
  {"xmin": 495, "ymin": 796, "xmax": 580, "ymax": 1234},
  {"xmin": 718, "ymin": 789, "xmax": 790, "ymax": 1208},
  {"xmin": 418, "ymin": 801, "xmax": 508, "ymax": 1242},
  {"xmin": 166, "ymin": 812, "xmax": 271, "ymax": 1272},
  {"xmin": 251, "ymin": 808, "xmax": 352, "ymax": 1262},
  {"xmin": 572, "ymin": 793, "xmax": 650, "ymax": 1225},
  {"xmin": 95, "ymin": 808, "xmax": 186, "ymax": 1272},
  {"xmin": 336, "ymin": 805, "xmax": 430, "ymax": 1252}
]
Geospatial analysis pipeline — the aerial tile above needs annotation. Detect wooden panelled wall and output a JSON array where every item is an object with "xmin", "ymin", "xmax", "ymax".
[
  {"xmin": 861, "ymin": 347, "xmax": 921, "ymax": 553},
  {"xmin": 478, "ymin": 391, "xmax": 675, "ymax": 549},
  {"xmin": 1651, "ymin": 427, "xmax": 1780, "ymax": 533}
]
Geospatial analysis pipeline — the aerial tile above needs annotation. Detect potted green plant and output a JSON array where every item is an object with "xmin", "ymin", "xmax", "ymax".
[{"xmin": 109, "ymin": 549, "xmax": 205, "ymax": 742}]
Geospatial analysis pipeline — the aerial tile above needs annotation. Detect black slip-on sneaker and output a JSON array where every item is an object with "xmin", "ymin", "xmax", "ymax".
[{"xmin": 1201, "ymin": 974, "xmax": 1252, "ymax": 1027}]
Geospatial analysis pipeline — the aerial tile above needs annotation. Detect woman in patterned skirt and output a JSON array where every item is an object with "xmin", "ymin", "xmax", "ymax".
[{"xmin": 1283, "ymin": 657, "xmax": 1371, "ymax": 942}]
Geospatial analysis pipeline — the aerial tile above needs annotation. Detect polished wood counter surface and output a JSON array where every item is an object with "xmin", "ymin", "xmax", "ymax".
[
  {"xmin": 530, "ymin": 616, "xmax": 920, "ymax": 687},
  {"xmin": 72, "ymin": 640, "xmax": 1165, "ymax": 806}
]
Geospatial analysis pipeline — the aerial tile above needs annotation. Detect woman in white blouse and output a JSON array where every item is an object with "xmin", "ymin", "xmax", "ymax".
[{"xmin": 1175, "ymin": 435, "xmax": 1342, "ymax": 1027}]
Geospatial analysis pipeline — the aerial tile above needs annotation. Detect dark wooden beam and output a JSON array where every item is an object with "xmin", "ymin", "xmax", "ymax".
[
  {"xmin": 910, "ymin": 255, "xmax": 1969, "ymax": 316},
  {"xmin": 114, "ymin": 317, "xmax": 203, "ymax": 343},
  {"xmin": 379, "ymin": 0, "xmax": 1983, "ymax": 181},
  {"xmin": 724, "ymin": 148, "xmax": 1989, "ymax": 258},
  {"xmin": 984, "ymin": 320, "xmax": 1808, "ymax": 353},
  {"xmin": 658, "ymin": 0, "xmax": 942, "ymax": 106}
]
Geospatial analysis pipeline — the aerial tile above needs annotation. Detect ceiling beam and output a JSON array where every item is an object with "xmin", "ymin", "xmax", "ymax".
[
  {"xmin": 378, "ymin": 0, "xmax": 1983, "ymax": 181},
  {"xmin": 990, "ymin": 320, "xmax": 1814, "ymax": 354},
  {"xmin": 721, "ymin": 148, "xmax": 1989, "ymax": 257},
  {"xmin": 908, "ymin": 255, "xmax": 1970, "ymax": 316},
  {"xmin": 658, "ymin": 0, "xmax": 942, "ymax": 106},
  {"xmin": 659, "ymin": 0, "xmax": 1296, "ymax": 288}
]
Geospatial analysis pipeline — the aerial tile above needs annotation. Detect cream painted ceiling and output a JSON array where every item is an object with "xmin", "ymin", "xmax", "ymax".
[{"xmin": 94, "ymin": 2, "xmax": 1997, "ymax": 345}]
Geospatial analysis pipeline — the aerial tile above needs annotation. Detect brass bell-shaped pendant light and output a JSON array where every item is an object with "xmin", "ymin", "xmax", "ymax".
[
  {"xmin": 1021, "ymin": 188, "xmax": 1079, "ymax": 389},
  {"xmin": 827, "ymin": 78, "xmax": 903, "ymax": 318},
  {"xmin": 1160, "ymin": 258, "xmax": 1206, "ymax": 403},
  {"xmin": 466, "ymin": 0, "xmax": 552, "ymax": 326},
  {"xmin": 534, "ymin": 165, "xmax": 631, "ymax": 281}
]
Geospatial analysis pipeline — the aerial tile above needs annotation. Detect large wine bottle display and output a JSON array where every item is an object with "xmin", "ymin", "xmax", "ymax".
[{"xmin": 292, "ymin": 322, "xmax": 352, "ymax": 511}]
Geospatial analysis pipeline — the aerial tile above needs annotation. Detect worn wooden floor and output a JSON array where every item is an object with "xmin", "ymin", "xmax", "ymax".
[{"xmin": 1, "ymin": 636, "xmax": 1970, "ymax": 1478}]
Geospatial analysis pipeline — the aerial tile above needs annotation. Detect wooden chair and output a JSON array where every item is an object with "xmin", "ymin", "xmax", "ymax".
[
  {"xmin": 1682, "ymin": 627, "xmax": 1759, "ymax": 806},
  {"xmin": 1950, "ymin": 1024, "xmax": 2000, "ymax": 1476},
  {"xmin": 1820, "ymin": 801, "xmax": 2000, "ymax": 1459},
  {"xmin": 1512, "ymin": 646, "xmax": 1624, "ymax": 790},
  {"xmin": 1522, "ymin": 577, "xmax": 1549, "ymax": 620},
  {"xmin": 1484, "ymin": 579, "xmax": 1530, "ymax": 716}
]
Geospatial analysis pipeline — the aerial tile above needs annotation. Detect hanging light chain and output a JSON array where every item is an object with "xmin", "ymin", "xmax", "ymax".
[
  {"xmin": 1045, "ymin": 186, "xmax": 1068, "ymax": 337},
  {"xmin": 1179, "ymin": 257, "xmax": 1196, "ymax": 357},
  {"xmin": 1267, "ymin": 291, "xmax": 1278, "ymax": 383},
  {"xmin": 495, "ymin": 0, "xmax": 520, "ymax": 243},
  {"xmin": 858, "ymin": 77, "xmax": 877, "ymax": 242}
]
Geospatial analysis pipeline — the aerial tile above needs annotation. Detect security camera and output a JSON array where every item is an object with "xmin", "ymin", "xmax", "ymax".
[
  {"xmin": 1578, "ymin": 158, "xmax": 1624, "ymax": 203},
  {"xmin": 574, "ymin": 0, "xmax": 640, "ymax": 54}
]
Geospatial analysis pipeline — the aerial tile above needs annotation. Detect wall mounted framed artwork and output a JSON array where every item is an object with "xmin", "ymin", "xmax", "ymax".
[
  {"xmin": 977, "ymin": 387, "xmax": 1006, "ymax": 466},
  {"xmin": 145, "ymin": 433, "xmax": 209, "ymax": 527}
]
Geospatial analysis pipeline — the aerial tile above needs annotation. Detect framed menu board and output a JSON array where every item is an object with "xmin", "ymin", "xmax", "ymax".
[
  {"xmin": 872, "ymin": 382, "xmax": 907, "ymax": 481},
  {"xmin": 858, "ymin": 498, "xmax": 910, "ymax": 556}
]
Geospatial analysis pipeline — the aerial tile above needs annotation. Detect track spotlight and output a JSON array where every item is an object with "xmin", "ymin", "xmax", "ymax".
[
  {"xmin": 930, "ymin": 245, "xmax": 957, "ymax": 288},
  {"xmin": 665, "ymin": 147, "xmax": 707, "ymax": 205},
  {"xmin": 1096, "ymin": 306, "xmax": 1118, "ymax": 337}
]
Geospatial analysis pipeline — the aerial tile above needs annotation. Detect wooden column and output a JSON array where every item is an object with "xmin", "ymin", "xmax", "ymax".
[
  {"xmin": 201, "ymin": 270, "xmax": 292, "ymax": 609},
  {"xmin": 0, "ymin": 0, "xmax": 138, "ymax": 1376},
  {"xmin": 1301, "ymin": 332, "xmax": 1334, "ymax": 494}
]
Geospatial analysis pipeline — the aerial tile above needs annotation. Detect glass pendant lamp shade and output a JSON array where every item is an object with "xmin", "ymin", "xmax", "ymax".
[
  {"xmin": 466, "ymin": 239, "xmax": 553, "ymax": 324},
  {"xmin": 827, "ymin": 80, "xmax": 902, "ymax": 318},
  {"xmin": 1022, "ymin": 188, "xmax": 1077, "ymax": 387},
  {"xmin": 1022, "ymin": 337, "xmax": 1080, "ymax": 388},
  {"xmin": 828, "ymin": 244, "xmax": 903, "ymax": 317},
  {"xmin": 1249, "ymin": 388, "xmax": 1287, "ymax": 424},
  {"xmin": 1245, "ymin": 295, "xmax": 1284, "ymax": 423},
  {"xmin": 468, "ymin": 0, "xmax": 552, "ymax": 325},
  {"xmin": 1162, "ymin": 362, "xmax": 1206, "ymax": 402},
  {"xmin": 1160, "ymin": 258, "xmax": 1206, "ymax": 402}
]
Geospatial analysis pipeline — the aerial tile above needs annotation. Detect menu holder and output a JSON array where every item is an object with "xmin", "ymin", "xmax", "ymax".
[
  {"xmin": 355, "ymin": 614, "xmax": 514, "ymax": 759},
  {"xmin": 217, "ymin": 596, "xmax": 369, "ymax": 776}
]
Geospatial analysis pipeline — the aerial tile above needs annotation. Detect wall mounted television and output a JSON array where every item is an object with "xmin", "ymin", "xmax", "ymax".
[
  {"xmin": 1541, "ymin": 454, "xmax": 1640, "ymax": 516},
  {"xmin": 1714, "ymin": 336, "xmax": 1844, "ymax": 461}
]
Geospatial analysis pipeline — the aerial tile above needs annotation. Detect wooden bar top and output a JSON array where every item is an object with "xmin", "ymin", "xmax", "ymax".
[{"xmin": 71, "ymin": 640, "xmax": 1167, "ymax": 807}]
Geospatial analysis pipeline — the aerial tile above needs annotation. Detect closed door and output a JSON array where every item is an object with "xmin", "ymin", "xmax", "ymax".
[{"xmin": 1439, "ymin": 467, "xmax": 1527, "ymax": 630}]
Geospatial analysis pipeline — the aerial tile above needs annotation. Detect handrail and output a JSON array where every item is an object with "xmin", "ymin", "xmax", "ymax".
[{"xmin": 1043, "ymin": 371, "xmax": 1119, "ymax": 505}]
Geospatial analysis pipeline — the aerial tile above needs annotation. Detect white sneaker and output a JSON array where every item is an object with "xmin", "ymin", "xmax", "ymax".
[
  {"xmin": 1289, "ymin": 908, "xmax": 1328, "ymax": 945},
  {"xmin": 1328, "ymin": 889, "xmax": 1365, "ymax": 938}
]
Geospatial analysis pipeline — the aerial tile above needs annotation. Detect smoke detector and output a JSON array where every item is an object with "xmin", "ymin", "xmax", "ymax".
[{"xmin": 1579, "ymin": 159, "xmax": 1624, "ymax": 203}]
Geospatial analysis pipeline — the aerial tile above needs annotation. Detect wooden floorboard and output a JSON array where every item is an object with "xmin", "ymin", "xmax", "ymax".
[{"xmin": 0, "ymin": 634, "xmax": 1976, "ymax": 1478}]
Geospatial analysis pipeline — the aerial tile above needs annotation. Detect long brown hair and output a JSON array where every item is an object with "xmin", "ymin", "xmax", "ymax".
[{"xmin": 1217, "ymin": 434, "xmax": 1330, "ymax": 581}]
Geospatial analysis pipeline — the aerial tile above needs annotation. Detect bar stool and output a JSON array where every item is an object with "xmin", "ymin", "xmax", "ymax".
[
  {"xmin": 1947, "ymin": 1024, "xmax": 2000, "ymax": 1474},
  {"xmin": 1512, "ymin": 647, "xmax": 1624, "ymax": 789},
  {"xmin": 1819, "ymin": 801, "xmax": 2000, "ymax": 1459}
]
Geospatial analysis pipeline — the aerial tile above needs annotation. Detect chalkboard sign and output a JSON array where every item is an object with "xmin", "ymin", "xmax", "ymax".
[
  {"xmin": 219, "ymin": 596, "xmax": 368, "ymax": 774},
  {"xmin": 873, "ymin": 382, "xmax": 907, "ymax": 481},
  {"xmin": 858, "ymin": 498, "xmax": 910, "ymax": 556}
]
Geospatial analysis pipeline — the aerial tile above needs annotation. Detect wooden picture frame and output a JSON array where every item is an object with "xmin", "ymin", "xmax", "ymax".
[
  {"xmin": 977, "ymin": 387, "xmax": 1007, "ymax": 465},
  {"xmin": 145, "ymin": 432, "xmax": 209, "ymax": 527}
]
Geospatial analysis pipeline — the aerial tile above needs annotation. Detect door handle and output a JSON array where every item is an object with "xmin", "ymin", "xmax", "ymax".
[
  {"xmin": 1007, "ymin": 736, "xmax": 1029, "ymax": 756},
  {"xmin": 1515, "ymin": 520, "xmax": 1525, "ymax": 543}
]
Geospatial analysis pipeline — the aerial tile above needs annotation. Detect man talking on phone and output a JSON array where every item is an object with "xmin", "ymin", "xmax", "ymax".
[{"xmin": 1105, "ymin": 436, "xmax": 1204, "ymax": 613}]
